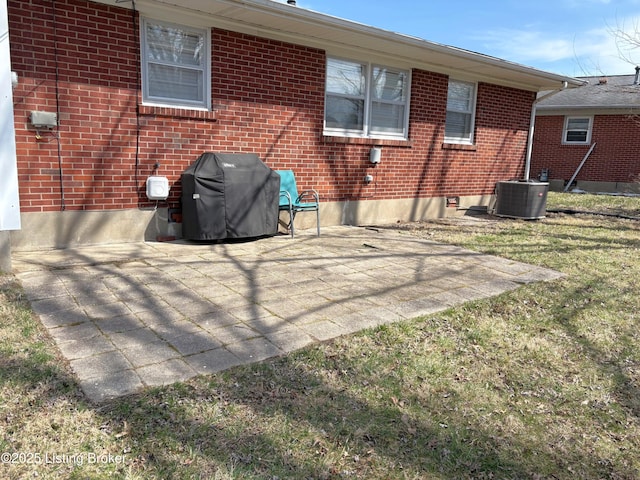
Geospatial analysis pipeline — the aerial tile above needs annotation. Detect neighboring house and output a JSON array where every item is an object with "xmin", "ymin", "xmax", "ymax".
[
  {"xmin": 5, "ymin": 0, "xmax": 580, "ymax": 252},
  {"xmin": 532, "ymin": 72, "xmax": 640, "ymax": 193}
]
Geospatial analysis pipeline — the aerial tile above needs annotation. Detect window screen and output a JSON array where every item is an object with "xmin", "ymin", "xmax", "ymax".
[
  {"xmin": 142, "ymin": 19, "xmax": 210, "ymax": 109},
  {"xmin": 445, "ymin": 79, "xmax": 476, "ymax": 143},
  {"xmin": 325, "ymin": 58, "xmax": 409, "ymax": 138},
  {"xmin": 564, "ymin": 117, "xmax": 592, "ymax": 144}
]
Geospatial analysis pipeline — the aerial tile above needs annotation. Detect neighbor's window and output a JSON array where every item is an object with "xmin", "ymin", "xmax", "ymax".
[
  {"xmin": 444, "ymin": 79, "xmax": 477, "ymax": 144},
  {"xmin": 563, "ymin": 116, "xmax": 592, "ymax": 144},
  {"xmin": 141, "ymin": 18, "xmax": 210, "ymax": 109},
  {"xmin": 324, "ymin": 57, "xmax": 410, "ymax": 139}
]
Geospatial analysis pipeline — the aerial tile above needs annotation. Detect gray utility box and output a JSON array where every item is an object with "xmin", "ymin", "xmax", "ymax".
[{"xmin": 494, "ymin": 180, "xmax": 549, "ymax": 219}]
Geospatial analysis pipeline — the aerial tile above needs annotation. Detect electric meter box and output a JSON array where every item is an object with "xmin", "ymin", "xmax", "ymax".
[
  {"xmin": 146, "ymin": 176, "xmax": 170, "ymax": 201},
  {"xmin": 30, "ymin": 111, "xmax": 58, "ymax": 129}
]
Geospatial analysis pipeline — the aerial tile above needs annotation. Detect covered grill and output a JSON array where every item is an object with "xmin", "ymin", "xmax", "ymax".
[{"xmin": 181, "ymin": 153, "xmax": 280, "ymax": 240}]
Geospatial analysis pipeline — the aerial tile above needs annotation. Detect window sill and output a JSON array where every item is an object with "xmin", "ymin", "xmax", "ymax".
[
  {"xmin": 442, "ymin": 142, "xmax": 476, "ymax": 151},
  {"xmin": 323, "ymin": 136, "xmax": 412, "ymax": 147},
  {"xmin": 139, "ymin": 105, "xmax": 217, "ymax": 122}
]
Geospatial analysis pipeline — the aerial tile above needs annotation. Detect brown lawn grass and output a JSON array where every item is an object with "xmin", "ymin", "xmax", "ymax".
[{"xmin": 1, "ymin": 191, "xmax": 639, "ymax": 479}]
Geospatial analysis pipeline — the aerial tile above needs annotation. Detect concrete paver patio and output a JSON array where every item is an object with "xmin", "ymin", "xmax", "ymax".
[{"xmin": 11, "ymin": 225, "xmax": 564, "ymax": 403}]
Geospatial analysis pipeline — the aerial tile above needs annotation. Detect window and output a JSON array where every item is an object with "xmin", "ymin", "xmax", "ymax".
[
  {"xmin": 563, "ymin": 116, "xmax": 592, "ymax": 144},
  {"xmin": 445, "ymin": 79, "xmax": 477, "ymax": 144},
  {"xmin": 141, "ymin": 18, "xmax": 210, "ymax": 109},
  {"xmin": 324, "ymin": 57, "xmax": 410, "ymax": 139}
]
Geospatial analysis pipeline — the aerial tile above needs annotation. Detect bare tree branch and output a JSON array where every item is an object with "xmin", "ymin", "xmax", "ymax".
[{"xmin": 609, "ymin": 17, "xmax": 640, "ymax": 66}]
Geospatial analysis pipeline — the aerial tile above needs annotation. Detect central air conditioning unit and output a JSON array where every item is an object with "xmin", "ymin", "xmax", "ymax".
[{"xmin": 494, "ymin": 180, "xmax": 549, "ymax": 220}]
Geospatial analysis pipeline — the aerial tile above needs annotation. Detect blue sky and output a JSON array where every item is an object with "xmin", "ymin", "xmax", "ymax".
[{"xmin": 284, "ymin": 0, "xmax": 640, "ymax": 78}]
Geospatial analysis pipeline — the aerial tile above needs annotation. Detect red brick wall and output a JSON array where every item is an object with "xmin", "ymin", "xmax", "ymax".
[
  {"xmin": 10, "ymin": 0, "xmax": 534, "ymax": 214},
  {"xmin": 532, "ymin": 114, "xmax": 640, "ymax": 183}
]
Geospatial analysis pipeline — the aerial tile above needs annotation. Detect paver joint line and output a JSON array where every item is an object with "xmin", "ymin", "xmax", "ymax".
[{"xmin": 12, "ymin": 226, "xmax": 563, "ymax": 403}]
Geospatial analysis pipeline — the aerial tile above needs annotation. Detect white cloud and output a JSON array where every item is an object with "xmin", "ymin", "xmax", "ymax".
[
  {"xmin": 475, "ymin": 22, "xmax": 639, "ymax": 76},
  {"xmin": 478, "ymin": 28, "xmax": 575, "ymax": 63},
  {"xmin": 573, "ymin": 26, "xmax": 638, "ymax": 75}
]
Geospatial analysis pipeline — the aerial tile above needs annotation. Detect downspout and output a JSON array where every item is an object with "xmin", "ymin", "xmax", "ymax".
[{"xmin": 523, "ymin": 81, "xmax": 568, "ymax": 181}]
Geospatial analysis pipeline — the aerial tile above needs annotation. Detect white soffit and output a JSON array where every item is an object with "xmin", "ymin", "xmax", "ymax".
[{"xmin": 100, "ymin": 0, "xmax": 581, "ymax": 91}]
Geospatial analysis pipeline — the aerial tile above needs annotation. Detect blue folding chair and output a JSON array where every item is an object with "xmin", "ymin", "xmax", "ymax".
[{"xmin": 277, "ymin": 170, "xmax": 320, "ymax": 238}]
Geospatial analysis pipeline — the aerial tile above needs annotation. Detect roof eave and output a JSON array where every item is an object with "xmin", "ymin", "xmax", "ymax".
[
  {"xmin": 536, "ymin": 105, "xmax": 640, "ymax": 117},
  {"xmin": 537, "ymin": 104, "xmax": 640, "ymax": 110},
  {"xmin": 95, "ymin": 0, "xmax": 583, "ymax": 91}
]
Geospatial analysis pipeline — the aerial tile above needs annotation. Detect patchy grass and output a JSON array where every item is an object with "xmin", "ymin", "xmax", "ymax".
[
  {"xmin": 547, "ymin": 190, "xmax": 640, "ymax": 217},
  {"xmin": 1, "ymin": 191, "xmax": 640, "ymax": 479}
]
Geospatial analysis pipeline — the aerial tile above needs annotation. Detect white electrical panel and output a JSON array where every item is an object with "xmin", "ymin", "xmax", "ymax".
[{"xmin": 146, "ymin": 176, "xmax": 170, "ymax": 201}]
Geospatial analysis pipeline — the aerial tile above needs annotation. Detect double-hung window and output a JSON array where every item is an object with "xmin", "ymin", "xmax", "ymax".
[
  {"xmin": 324, "ymin": 57, "xmax": 410, "ymax": 139},
  {"xmin": 563, "ymin": 116, "xmax": 592, "ymax": 144},
  {"xmin": 445, "ymin": 79, "xmax": 477, "ymax": 144},
  {"xmin": 141, "ymin": 18, "xmax": 210, "ymax": 109}
]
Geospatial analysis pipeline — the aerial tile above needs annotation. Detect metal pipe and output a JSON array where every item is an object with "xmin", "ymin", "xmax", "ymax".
[
  {"xmin": 563, "ymin": 142, "xmax": 597, "ymax": 192},
  {"xmin": 524, "ymin": 81, "xmax": 568, "ymax": 181}
]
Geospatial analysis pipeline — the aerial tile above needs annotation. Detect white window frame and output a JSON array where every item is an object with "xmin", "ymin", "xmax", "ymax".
[
  {"xmin": 444, "ymin": 79, "xmax": 477, "ymax": 145},
  {"xmin": 141, "ymin": 18, "xmax": 211, "ymax": 110},
  {"xmin": 562, "ymin": 116, "xmax": 592, "ymax": 145},
  {"xmin": 324, "ymin": 57, "xmax": 411, "ymax": 140}
]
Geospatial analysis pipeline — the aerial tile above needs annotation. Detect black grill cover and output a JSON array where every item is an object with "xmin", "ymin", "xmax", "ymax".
[{"xmin": 181, "ymin": 153, "xmax": 280, "ymax": 240}]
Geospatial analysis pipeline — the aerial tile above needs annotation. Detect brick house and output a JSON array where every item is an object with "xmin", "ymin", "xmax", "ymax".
[
  {"xmin": 3, "ymin": 0, "xmax": 581, "ymax": 255},
  {"xmin": 531, "ymin": 73, "xmax": 640, "ymax": 193}
]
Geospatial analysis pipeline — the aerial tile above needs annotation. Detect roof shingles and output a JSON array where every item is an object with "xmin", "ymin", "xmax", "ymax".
[{"xmin": 538, "ymin": 74, "xmax": 640, "ymax": 109}]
